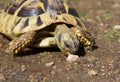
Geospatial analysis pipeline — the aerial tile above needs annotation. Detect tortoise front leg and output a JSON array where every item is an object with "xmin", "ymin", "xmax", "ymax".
[
  {"xmin": 6, "ymin": 31, "xmax": 36, "ymax": 55},
  {"xmin": 70, "ymin": 27, "xmax": 95, "ymax": 52}
]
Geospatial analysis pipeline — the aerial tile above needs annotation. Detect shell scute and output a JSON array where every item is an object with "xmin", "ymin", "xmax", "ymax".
[{"xmin": 6, "ymin": 0, "xmax": 45, "ymax": 17}]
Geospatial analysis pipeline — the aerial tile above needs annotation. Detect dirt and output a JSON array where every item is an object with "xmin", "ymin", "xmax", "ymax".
[{"xmin": 0, "ymin": 0, "xmax": 120, "ymax": 82}]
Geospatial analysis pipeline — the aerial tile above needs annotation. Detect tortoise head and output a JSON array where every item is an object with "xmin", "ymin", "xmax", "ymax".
[{"xmin": 55, "ymin": 24, "xmax": 80, "ymax": 55}]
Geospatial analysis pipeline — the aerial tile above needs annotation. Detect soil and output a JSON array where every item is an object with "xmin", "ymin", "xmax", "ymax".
[{"xmin": 0, "ymin": 0, "xmax": 120, "ymax": 82}]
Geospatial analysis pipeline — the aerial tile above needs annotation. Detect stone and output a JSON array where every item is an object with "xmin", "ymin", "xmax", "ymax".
[
  {"xmin": 66, "ymin": 54, "xmax": 79, "ymax": 62},
  {"xmin": 88, "ymin": 70, "xmax": 97, "ymax": 76},
  {"xmin": 45, "ymin": 62, "xmax": 54, "ymax": 67},
  {"xmin": 0, "ymin": 73, "xmax": 6, "ymax": 80},
  {"xmin": 21, "ymin": 65, "xmax": 27, "ymax": 72},
  {"xmin": 113, "ymin": 25, "xmax": 120, "ymax": 30}
]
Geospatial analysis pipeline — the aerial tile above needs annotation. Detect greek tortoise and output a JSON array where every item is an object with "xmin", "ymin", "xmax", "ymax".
[{"xmin": 0, "ymin": 0, "xmax": 95, "ymax": 56}]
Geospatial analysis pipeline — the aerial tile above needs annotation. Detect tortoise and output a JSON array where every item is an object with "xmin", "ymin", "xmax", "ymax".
[{"xmin": 0, "ymin": 0, "xmax": 95, "ymax": 56}]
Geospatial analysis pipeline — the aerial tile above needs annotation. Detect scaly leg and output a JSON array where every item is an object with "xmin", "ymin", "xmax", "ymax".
[
  {"xmin": 6, "ymin": 31, "xmax": 36, "ymax": 55},
  {"xmin": 71, "ymin": 27, "xmax": 95, "ymax": 52}
]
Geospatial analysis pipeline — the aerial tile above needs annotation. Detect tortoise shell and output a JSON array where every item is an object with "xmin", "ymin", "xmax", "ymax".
[
  {"xmin": 0, "ymin": 0, "xmax": 95, "ymax": 55},
  {"xmin": 0, "ymin": 0, "xmax": 86, "ymax": 39}
]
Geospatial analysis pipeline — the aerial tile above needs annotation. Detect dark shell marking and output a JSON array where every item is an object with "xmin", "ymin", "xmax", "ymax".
[
  {"xmin": 37, "ymin": 16, "xmax": 43, "ymax": 26},
  {"xmin": 5, "ymin": 0, "xmax": 78, "ymax": 17},
  {"xmin": 5, "ymin": 0, "xmax": 44, "ymax": 17}
]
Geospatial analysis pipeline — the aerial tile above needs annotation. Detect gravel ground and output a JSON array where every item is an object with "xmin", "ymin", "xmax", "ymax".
[{"xmin": 0, "ymin": 0, "xmax": 120, "ymax": 82}]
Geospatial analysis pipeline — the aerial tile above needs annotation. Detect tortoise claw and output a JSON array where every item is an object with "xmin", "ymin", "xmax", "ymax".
[{"xmin": 84, "ymin": 46, "xmax": 92, "ymax": 52}]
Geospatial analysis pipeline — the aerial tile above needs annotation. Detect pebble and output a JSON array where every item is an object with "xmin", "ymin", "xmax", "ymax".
[
  {"xmin": 112, "ymin": 3, "xmax": 120, "ymax": 8},
  {"xmin": 118, "ymin": 51, "xmax": 120, "ymax": 54},
  {"xmin": 51, "ymin": 70, "xmax": 56, "ymax": 75},
  {"xmin": 21, "ymin": 65, "xmax": 27, "ymax": 72},
  {"xmin": 86, "ymin": 55, "xmax": 96, "ymax": 63},
  {"xmin": 28, "ymin": 74, "xmax": 38, "ymax": 82},
  {"xmin": 45, "ymin": 62, "xmax": 54, "ymax": 67},
  {"xmin": 0, "ymin": 42, "xmax": 2, "ymax": 47},
  {"xmin": 113, "ymin": 25, "xmax": 120, "ymax": 30},
  {"xmin": 88, "ymin": 70, "xmax": 97, "ymax": 76},
  {"xmin": 118, "ymin": 39, "xmax": 120, "ymax": 42},
  {"xmin": 0, "ymin": 73, "xmax": 6, "ymax": 80},
  {"xmin": 66, "ymin": 54, "xmax": 79, "ymax": 62}
]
